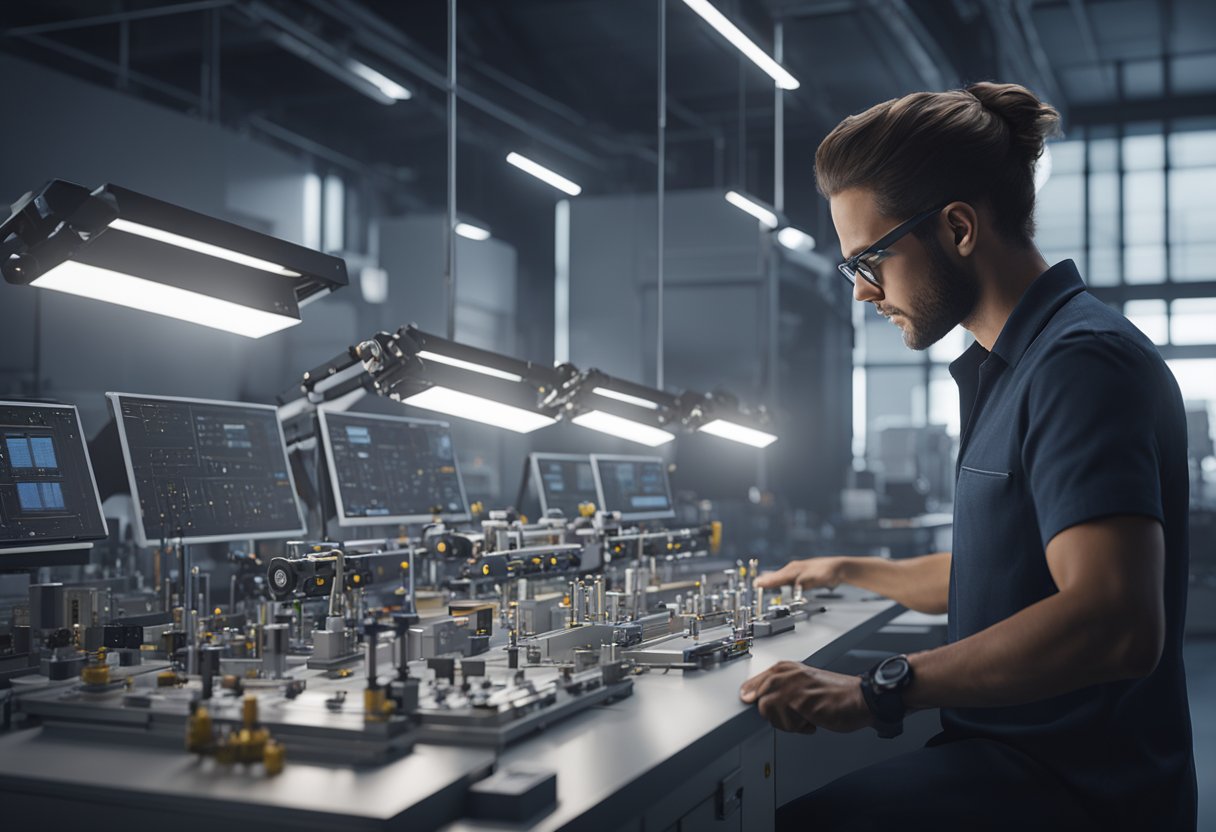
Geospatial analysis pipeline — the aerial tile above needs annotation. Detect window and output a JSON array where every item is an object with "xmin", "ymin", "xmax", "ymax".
[
  {"xmin": 1170, "ymin": 298, "xmax": 1216, "ymax": 345},
  {"xmin": 1124, "ymin": 299, "xmax": 1168, "ymax": 344}
]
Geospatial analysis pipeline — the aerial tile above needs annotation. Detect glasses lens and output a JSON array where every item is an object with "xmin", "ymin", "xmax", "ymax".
[
  {"xmin": 856, "ymin": 261, "xmax": 880, "ymax": 287},
  {"xmin": 837, "ymin": 263, "xmax": 856, "ymax": 285}
]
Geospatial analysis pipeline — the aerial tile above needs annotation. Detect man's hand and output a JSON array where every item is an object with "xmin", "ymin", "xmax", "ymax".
[
  {"xmin": 739, "ymin": 661, "xmax": 873, "ymax": 734},
  {"xmin": 754, "ymin": 557, "xmax": 847, "ymax": 590}
]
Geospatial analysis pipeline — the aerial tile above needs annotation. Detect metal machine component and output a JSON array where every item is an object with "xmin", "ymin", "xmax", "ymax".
[
  {"xmin": 309, "ymin": 615, "xmax": 360, "ymax": 669},
  {"xmin": 407, "ymin": 616, "xmax": 477, "ymax": 660},
  {"xmin": 262, "ymin": 624, "xmax": 290, "ymax": 678}
]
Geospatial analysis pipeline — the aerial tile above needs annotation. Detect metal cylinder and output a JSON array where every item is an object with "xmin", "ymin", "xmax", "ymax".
[
  {"xmin": 28, "ymin": 583, "xmax": 64, "ymax": 630},
  {"xmin": 263, "ymin": 623, "xmax": 289, "ymax": 679},
  {"xmin": 199, "ymin": 645, "xmax": 222, "ymax": 700},
  {"xmin": 595, "ymin": 577, "xmax": 605, "ymax": 622},
  {"xmin": 573, "ymin": 581, "xmax": 585, "ymax": 624}
]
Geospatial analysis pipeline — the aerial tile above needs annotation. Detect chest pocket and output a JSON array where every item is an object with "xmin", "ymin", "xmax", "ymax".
[
  {"xmin": 953, "ymin": 464, "xmax": 1028, "ymax": 632},
  {"xmin": 955, "ymin": 464, "xmax": 1015, "ymax": 547}
]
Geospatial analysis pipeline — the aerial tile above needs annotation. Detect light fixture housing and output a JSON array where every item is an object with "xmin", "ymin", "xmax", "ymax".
[
  {"xmin": 0, "ymin": 180, "xmax": 347, "ymax": 338},
  {"xmin": 679, "ymin": 390, "xmax": 779, "ymax": 449},
  {"xmin": 776, "ymin": 226, "xmax": 816, "ymax": 252},
  {"xmin": 725, "ymin": 190, "xmax": 780, "ymax": 229},
  {"xmin": 681, "ymin": 0, "xmax": 800, "ymax": 90},
  {"xmin": 547, "ymin": 368, "xmax": 679, "ymax": 447},
  {"xmin": 358, "ymin": 327, "xmax": 560, "ymax": 435},
  {"xmin": 454, "ymin": 221, "xmax": 492, "ymax": 241},
  {"xmin": 345, "ymin": 58, "xmax": 412, "ymax": 101},
  {"xmin": 699, "ymin": 418, "xmax": 778, "ymax": 448},
  {"xmin": 571, "ymin": 410, "xmax": 676, "ymax": 447},
  {"xmin": 403, "ymin": 386, "xmax": 556, "ymax": 434},
  {"xmin": 506, "ymin": 152, "xmax": 583, "ymax": 196}
]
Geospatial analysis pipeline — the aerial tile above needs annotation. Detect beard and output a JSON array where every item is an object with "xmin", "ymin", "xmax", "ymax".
[{"xmin": 891, "ymin": 232, "xmax": 978, "ymax": 351}]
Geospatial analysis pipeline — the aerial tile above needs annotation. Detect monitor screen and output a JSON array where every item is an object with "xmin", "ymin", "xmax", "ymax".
[
  {"xmin": 319, "ymin": 410, "xmax": 470, "ymax": 526},
  {"xmin": 591, "ymin": 455, "xmax": 674, "ymax": 521},
  {"xmin": 530, "ymin": 453, "xmax": 600, "ymax": 519},
  {"xmin": 0, "ymin": 401, "xmax": 107, "ymax": 553},
  {"xmin": 108, "ymin": 393, "xmax": 305, "ymax": 546}
]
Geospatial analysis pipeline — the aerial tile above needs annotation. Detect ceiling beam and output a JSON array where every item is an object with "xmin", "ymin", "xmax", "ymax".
[
  {"xmin": 2, "ymin": 0, "xmax": 233, "ymax": 37},
  {"xmin": 1069, "ymin": 92, "xmax": 1216, "ymax": 124},
  {"xmin": 862, "ymin": 0, "xmax": 956, "ymax": 90}
]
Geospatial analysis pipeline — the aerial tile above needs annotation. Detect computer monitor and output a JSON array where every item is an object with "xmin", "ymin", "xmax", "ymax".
[
  {"xmin": 318, "ymin": 410, "xmax": 470, "ymax": 527},
  {"xmin": 591, "ymin": 454, "xmax": 675, "ymax": 521},
  {"xmin": 107, "ymin": 393, "xmax": 306, "ymax": 547},
  {"xmin": 529, "ymin": 453, "xmax": 600, "ymax": 519},
  {"xmin": 0, "ymin": 401, "xmax": 108, "ymax": 555}
]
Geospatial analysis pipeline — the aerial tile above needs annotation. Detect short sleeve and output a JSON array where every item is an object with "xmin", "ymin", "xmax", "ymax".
[{"xmin": 1021, "ymin": 332, "xmax": 1164, "ymax": 549}]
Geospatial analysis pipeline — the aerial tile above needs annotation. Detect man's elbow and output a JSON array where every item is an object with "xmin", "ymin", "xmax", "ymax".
[{"xmin": 1111, "ymin": 610, "xmax": 1165, "ymax": 680}]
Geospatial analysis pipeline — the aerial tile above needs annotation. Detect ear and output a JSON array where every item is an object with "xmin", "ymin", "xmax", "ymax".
[{"xmin": 941, "ymin": 201, "xmax": 978, "ymax": 257}]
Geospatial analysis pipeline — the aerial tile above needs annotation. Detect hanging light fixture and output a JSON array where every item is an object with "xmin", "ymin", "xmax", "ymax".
[{"xmin": 1, "ymin": 180, "xmax": 347, "ymax": 338}]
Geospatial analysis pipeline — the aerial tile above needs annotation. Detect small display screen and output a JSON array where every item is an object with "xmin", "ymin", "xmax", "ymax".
[
  {"xmin": 592, "ymin": 456, "xmax": 674, "ymax": 520},
  {"xmin": 533, "ymin": 454, "xmax": 600, "ymax": 518},
  {"xmin": 109, "ymin": 394, "xmax": 305, "ymax": 546},
  {"xmin": 0, "ymin": 402, "xmax": 107, "ymax": 552},
  {"xmin": 321, "ymin": 410, "xmax": 469, "ymax": 526}
]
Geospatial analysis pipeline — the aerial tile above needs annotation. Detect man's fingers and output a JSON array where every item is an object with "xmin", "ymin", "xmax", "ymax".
[
  {"xmin": 740, "ymin": 666, "xmax": 775, "ymax": 702},
  {"xmin": 755, "ymin": 563, "xmax": 798, "ymax": 589},
  {"xmin": 757, "ymin": 692, "xmax": 818, "ymax": 733}
]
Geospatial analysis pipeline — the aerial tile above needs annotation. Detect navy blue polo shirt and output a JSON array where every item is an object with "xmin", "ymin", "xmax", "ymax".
[{"xmin": 944, "ymin": 260, "xmax": 1196, "ymax": 828}]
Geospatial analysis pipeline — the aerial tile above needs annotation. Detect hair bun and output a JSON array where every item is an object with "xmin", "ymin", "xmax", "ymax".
[{"xmin": 966, "ymin": 81, "xmax": 1061, "ymax": 163}]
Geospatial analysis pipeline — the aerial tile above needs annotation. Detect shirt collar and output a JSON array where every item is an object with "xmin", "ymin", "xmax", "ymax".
[{"xmin": 986, "ymin": 259, "xmax": 1086, "ymax": 369}]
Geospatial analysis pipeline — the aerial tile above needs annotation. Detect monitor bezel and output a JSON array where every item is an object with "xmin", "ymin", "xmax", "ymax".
[
  {"xmin": 529, "ymin": 452, "xmax": 601, "ymax": 519},
  {"xmin": 107, "ymin": 392, "xmax": 307, "ymax": 547},
  {"xmin": 318, "ymin": 408, "xmax": 472, "ymax": 527},
  {"xmin": 0, "ymin": 400, "xmax": 108, "ymax": 555},
  {"xmin": 589, "ymin": 453, "xmax": 675, "ymax": 521}
]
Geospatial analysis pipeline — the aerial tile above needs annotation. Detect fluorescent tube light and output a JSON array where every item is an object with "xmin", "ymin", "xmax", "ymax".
[
  {"xmin": 682, "ymin": 0, "xmax": 800, "ymax": 90},
  {"xmin": 725, "ymin": 191, "xmax": 779, "ymax": 229},
  {"xmin": 346, "ymin": 59, "xmax": 412, "ymax": 101},
  {"xmin": 572, "ymin": 411, "xmax": 676, "ymax": 447},
  {"xmin": 108, "ymin": 219, "xmax": 301, "ymax": 277},
  {"xmin": 699, "ymin": 418, "xmax": 778, "ymax": 448},
  {"xmin": 592, "ymin": 387, "xmax": 660, "ymax": 410},
  {"xmin": 33, "ymin": 261, "xmax": 299, "ymax": 338},
  {"xmin": 454, "ymin": 222, "xmax": 491, "ymax": 241},
  {"xmin": 403, "ymin": 386, "xmax": 556, "ymax": 433},
  {"xmin": 776, "ymin": 226, "xmax": 816, "ymax": 252},
  {"xmin": 416, "ymin": 350, "xmax": 523, "ymax": 383},
  {"xmin": 506, "ymin": 152, "xmax": 582, "ymax": 196}
]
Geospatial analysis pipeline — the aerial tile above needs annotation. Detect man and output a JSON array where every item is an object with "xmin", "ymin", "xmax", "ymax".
[{"xmin": 740, "ymin": 81, "xmax": 1196, "ymax": 831}]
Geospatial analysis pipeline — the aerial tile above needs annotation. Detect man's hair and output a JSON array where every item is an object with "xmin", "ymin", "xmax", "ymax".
[{"xmin": 815, "ymin": 82, "xmax": 1061, "ymax": 246}]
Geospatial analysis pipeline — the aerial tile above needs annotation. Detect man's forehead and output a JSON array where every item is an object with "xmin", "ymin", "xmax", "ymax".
[{"xmin": 830, "ymin": 188, "xmax": 887, "ymax": 259}]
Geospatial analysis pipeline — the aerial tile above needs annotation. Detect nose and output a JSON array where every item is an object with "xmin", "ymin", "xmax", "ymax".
[{"xmin": 853, "ymin": 276, "xmax": 882, "ymax": 304}]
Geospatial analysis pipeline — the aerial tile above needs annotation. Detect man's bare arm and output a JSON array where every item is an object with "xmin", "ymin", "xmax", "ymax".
[
  {"xmin": 906, "ymin": 516, "xmax": 1165, "ymax": 709},
  {"xmin": 755, "ymin": 553, "xmax": 951, "ymax": 615}
]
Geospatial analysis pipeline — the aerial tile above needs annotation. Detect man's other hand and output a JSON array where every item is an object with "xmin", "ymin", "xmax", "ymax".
[
  {"xmin": 754, "ymin": 557, "xmax": 846, "ymax": 591},
  {"xmin": 740, "ymin": 661, "xmax": 873, "ymax": 734}
]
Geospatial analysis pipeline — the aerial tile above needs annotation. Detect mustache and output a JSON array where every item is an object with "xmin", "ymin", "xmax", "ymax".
[{"xmin": 875, "ymin": 303, "xmax": 907, "ymax": 318}]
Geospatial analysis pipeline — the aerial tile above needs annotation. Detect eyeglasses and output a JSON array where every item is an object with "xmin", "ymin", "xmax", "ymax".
[{"xmin": 837, "ymin": 202, "xmax": 949, "ymax": 288}]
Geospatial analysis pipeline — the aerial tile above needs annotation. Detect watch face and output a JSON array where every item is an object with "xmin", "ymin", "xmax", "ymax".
[{"xmin": 875, "ymin": 656, "xmax": 909, "ymax": 687}]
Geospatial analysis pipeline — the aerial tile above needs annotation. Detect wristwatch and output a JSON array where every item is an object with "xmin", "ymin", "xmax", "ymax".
[{"xmin": 860, "ymin": 654, "xmax": 913, "ymax": 739}]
